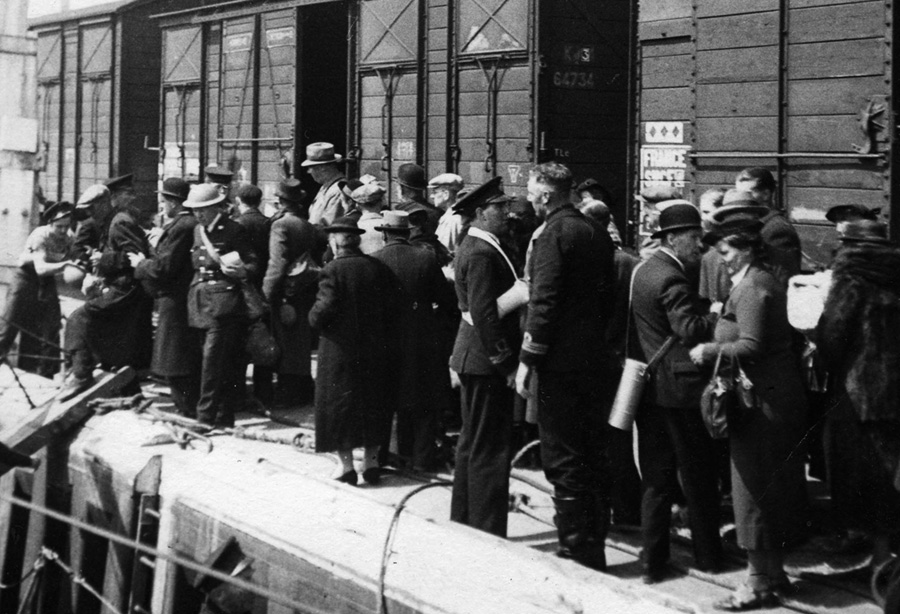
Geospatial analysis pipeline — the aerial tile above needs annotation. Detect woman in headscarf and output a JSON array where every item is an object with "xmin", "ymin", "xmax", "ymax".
[
  {"xmin": 690, "ymin": 209, "xmax": 808, "ymax": 610},
  {"xmin": 0, "ymin": 202, "xmax": 77, "ymax": 376}
]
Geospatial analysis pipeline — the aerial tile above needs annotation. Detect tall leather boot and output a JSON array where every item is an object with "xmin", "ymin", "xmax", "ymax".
[{"xmin": 552, "ymin": 495, "xmax": 607, "ymax": 571}]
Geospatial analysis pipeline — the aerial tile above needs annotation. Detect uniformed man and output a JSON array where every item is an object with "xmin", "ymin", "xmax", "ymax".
[
  {"xmin": 205, "ymin": 165, "xmax": 234, "ymax": 193},
  {"xmin": 429, "ymin": 173, "xmax": 465, "ymax": 253},
  {"xmin": 373, "ymin": 210, "xmax": 455, "ymax": 470},
  {"xmin": 62, "ymin": 182, "xmax": 154, "ymax": 397},
  {"xmin": 515, "ymin": 162, "xmax": 617, "ymax": 570},
  {"xmin": 185, "ymin": 184, "xmax": 259, "ymax": 428},
  {"xmin": 448, "ymin": 176, "xmax": 520, "ymax": 538},
  {"xmin": 262, "ymin": 178, "xmax": 319, "ymax": 406},
  {"xmin": 303, "ymin": 142, "xmax": 348, "ymax": 226},
  {"xmin": 130, "ymin": 177, "xmax": 202, "ymax": 416},
  {"xmin": 394, "ymin": 163, "xmax": 441, "ymax": 236}
]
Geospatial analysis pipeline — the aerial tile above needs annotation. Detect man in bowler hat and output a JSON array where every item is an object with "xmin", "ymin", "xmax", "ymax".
[
  {"xmin": 448, "ymin": 176, "xmax": 520, "ymax": 537},
  {"xmin": 394, "ymin": 163, "xmax": 441, "ymax": 236},
  {"xmin": 372, "ymin": 210, "xmax": 455, "ymax": 470},
  {"xmin": 630, "ymin": 202, "xmax": 723, "ymax": 582},
  {"xmin": 130, "ymin": 177, "xmax": 202, "ymax": 416},
  {"xmin": 303, "ymin": 143, "xmax": 348, "ymax": 226},
  {"xmin": 262, "ymin": 178, "xmax": 319, "ymax": 406}
]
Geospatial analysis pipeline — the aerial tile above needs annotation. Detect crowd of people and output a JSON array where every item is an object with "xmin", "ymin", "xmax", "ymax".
[{"xmin": 2, "ymin": 153, "xmax": 900, "ymax": 611}]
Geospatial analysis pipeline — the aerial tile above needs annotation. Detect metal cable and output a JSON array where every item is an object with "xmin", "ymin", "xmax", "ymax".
[
  {"xmin": 1, "ymin": 358, "xmax": 37, "ymax": 408},
  {"xmin": 0, "ymin": 493, "xmax": 331, "ymax": 614},
  {"xmin": 377, "ymin": 480, "xmax": 452, "ymax": 614},
  {"xmin": 42, "ymin": 548, "xmax": 125, "ymax": 614},
  {"xmin": 0, "ymin": 311, "xmax": 67, "ymax": 355},
  {"xmin": 0, "ymin": 553, "xmax": 44, "ymax": 591}
]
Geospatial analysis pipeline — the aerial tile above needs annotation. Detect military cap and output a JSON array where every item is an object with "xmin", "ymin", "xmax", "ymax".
[
  {"xmin": 183, "ymin": 183, "xmax": 226, "ymax": 208},
  {"xmin": 428, "ymin": 173, "xmax": 464, "ymax": 190},
  {"xmin": 322, "ymin": 216, "xmax": 365, "ymax": 235},
  {"xmin": 651, "ymin": 202, "xmax": 702, "ymax": 239},
  {"xmin": 451, "ymin": 176, "xmax": 512, "ymax": 216},
  {"xmin": 396, "ymin": 163, "xmax": 427, "ymax": 190},
  {"xmin": 104, "ymin": 173, "xmax": 133, "ymax": 192},
  {"xmin": 276, "ymin": 178, "xmax": 306, "ymax": 203},
  {"xmin": 76, "ymin": 184, "xmax": 110, "ymax": 207},
  {"xmin": 205, "ymin": 165, "xmax": 233, "ymax": 184},
  {"xmin": 157, "ymin": 177, "xmax": 190, "ymax": 201},
  {"xmin": 42, "ymin": 201, "xmax": 74, "ymax": 224},
  {"xmin": 825, "ymin": 203, "xmax": 880, "ymax": 224}
]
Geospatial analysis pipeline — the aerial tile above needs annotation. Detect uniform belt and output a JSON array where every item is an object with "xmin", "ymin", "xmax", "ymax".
[
  {"xmin": 198, "ymin": 270, "xmax": 227, "ymax": 282},
  {"xmin": 461, "ymin": 311, "xmax": 473, "ymax": 326}
]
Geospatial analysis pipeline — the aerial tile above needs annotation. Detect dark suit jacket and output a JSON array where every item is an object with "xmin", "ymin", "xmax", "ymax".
[
  {"xmin": 262, "ymin": 209, "xmax": 317, "ymax": 302},
  {"xmin": 236, "ymin": 208, "xmax": 270, "ymax": 287},
  {"xmin": 631, "ymin": 250, "xmax": 716, "ymax": 408},
  {"xmin": 760, "ymin": 210, "xmax": 802, "ymax": 286},
  {"xmin": 449, "ymin": 231, "xmax": 520, "ymax": 376},
  {"xmin": 520, "ymin": 205, "xmax": 616, "ymax": 372},
  {"xmin": 96, "ymin": 208, "xmax": 151, "ymax": 278},
  {"xmin": 187, "ymin": 215, "xmax": 259, "ymax": 330}
]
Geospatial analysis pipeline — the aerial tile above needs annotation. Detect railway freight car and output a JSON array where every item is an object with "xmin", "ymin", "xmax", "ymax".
[
  {"xmin": 635, "ymin": 0, "xmax": 897, "ymax": 265},
  {"xmin": 153, "ymin": 0, "xmax": 633, "ymax": 216},
  {"xmin": 28, "ymin": 0, "xmax": 200, "ymax": 217}
]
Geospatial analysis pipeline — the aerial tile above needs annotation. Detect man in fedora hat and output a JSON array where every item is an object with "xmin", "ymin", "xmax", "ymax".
[
  {"xmin": 352, "ymin": 182, "xmax": 387, "ymax": 255},
  {"xmin": 310, "ymin": 216, "xmax": 399, "ymax": 485},
  {"xmin": 184, "ymin": 183, "xmax": 259, "ymax": 428},
  {"xmin": 62, "ymin": 179, "xmax": 154, "ymax": 398},
  {"xmin": 394, "ymin": 163, "xmax": 441, "ymax": 236},
  {"xmin": 261, "ymin": 178, "xmax": 319, "ymax": 406},
  {"xmin": 303, "ymin": 142, "xmax": 348, "ymax": 226},
  {"xmin": 448, "ymin": 176, "xmax": 520, "ymax": 537},
  {"xmin": 630, "ymin": 202, "xmax": 723, "ymax": 583},
  {"xmin": 515, "ymin": 162, "xmax": 617, "ymax": 571},
  {"xmin": 734, "ymin": 167, "xmax": 802, "ymax": 285},
  {"xmin": 372, "ymin": 210, "xmax": 455, "ymax": 471},
  {"xmin": 429, "ymin": 173, "xmax": 465, "ymax": 253},
  {"xmin": 129, "ymin": 177, "xmax": 202, "ymax": 416}
]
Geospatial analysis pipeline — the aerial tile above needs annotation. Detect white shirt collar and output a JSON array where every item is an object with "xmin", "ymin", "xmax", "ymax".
[
  {"xmin": 659, "ymin": 246, "xmax": 685, "ymax": 271},
  {"xmin": 730, "ymin": 263, "xmax": 751, "ymax": 288}
]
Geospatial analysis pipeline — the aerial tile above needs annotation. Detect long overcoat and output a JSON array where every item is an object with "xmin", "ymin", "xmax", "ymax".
[
  {"xmin": 309, "ymin": 251, "xmax": 398, "ymax": 452},
  {"xmin": 134, "ymin": 211, "xmax": 201, "ymax": 377},
  {"xmin": 713, "ymin": 263, "xmax": 808, "ymax": 550},
  {"xmin": 373, "ymin": 237, "xmax": 455, "ymax": 409}
]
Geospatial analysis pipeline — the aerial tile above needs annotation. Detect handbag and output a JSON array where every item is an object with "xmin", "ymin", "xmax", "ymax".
[
  {"xmin": 700, "ymin": 350, "xmax": 756, "ymax": 439},
  {"xmin": 245, "ymin": 317, "xmax": 281, "ymax": 367}
]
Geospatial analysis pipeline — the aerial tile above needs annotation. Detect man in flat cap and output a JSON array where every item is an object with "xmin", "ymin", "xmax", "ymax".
[
  {"xmin": 261, "ymin": 178, "xmax": 319, "ymax": 406},
  {"xmin": 735, "ymin": 167, "xmax": 802, "ymax": 286},
  {"xmin": 233, "ymin": 184, "xmax": 270, "ymax": 287},
  {"xmin": 515, "ymin": 162, "xmax": 617, "ymax": 571},
  {"xmin": 303, "ymin": 143, "xmax": 348, "ymax": 226},
  {"xmin": 185, "ymin": 184, "xmax": 259, "ymax": 428},
  {"xmin": 310, "ymin": 217, "xmax": 399, "ymax": 485},
  {"xmin": 352, "ymin": 182, "xmax": 387, "ymax": 255},
  {"xmin": 129, "ymin": 177, "xmax": 202, "ymax": 416},
  {"xmin": 429, "ymin": 173, "xmax": 465, "ymax": 254},
  {"xmin": 62, "ymin": 181, "xmax": 154, "ymax": 396},
  {"xmin": 372, "ymin": 211, "xmax": 455, "ymax": 471},
  {"xmin": 449, "ymin": 176, "xmax": 520, "ymax": 537}
]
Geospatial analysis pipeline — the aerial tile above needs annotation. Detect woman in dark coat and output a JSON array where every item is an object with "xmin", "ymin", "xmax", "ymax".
[
  {"xmin": 309, "ymin": 217, "xmax": 398, "ymax": 486},
  {"xmin": 0, "ymin": 203, "xmax": 76, "ymax": 377},
  {"xmin": 690, "ymin": 215, "xmax": 807, "ymax": 611}
]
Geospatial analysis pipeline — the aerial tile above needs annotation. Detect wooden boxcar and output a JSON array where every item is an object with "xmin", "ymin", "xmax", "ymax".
[
  {"xmin": 154, "ymin": 0, "xmax": 633, "ymax": 216},
  {"xmin": 29, "ymin": 0, "xmax": 196, "ymax": 216},
  {"xmin": 635, "ymin": 0, "xmax": 897, "ymax": 265}
]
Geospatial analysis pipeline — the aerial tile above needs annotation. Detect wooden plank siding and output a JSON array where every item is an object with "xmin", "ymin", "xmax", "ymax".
[{"xmin": 637, "ymin": 0, "xmax": 891, "ymax": 264}]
